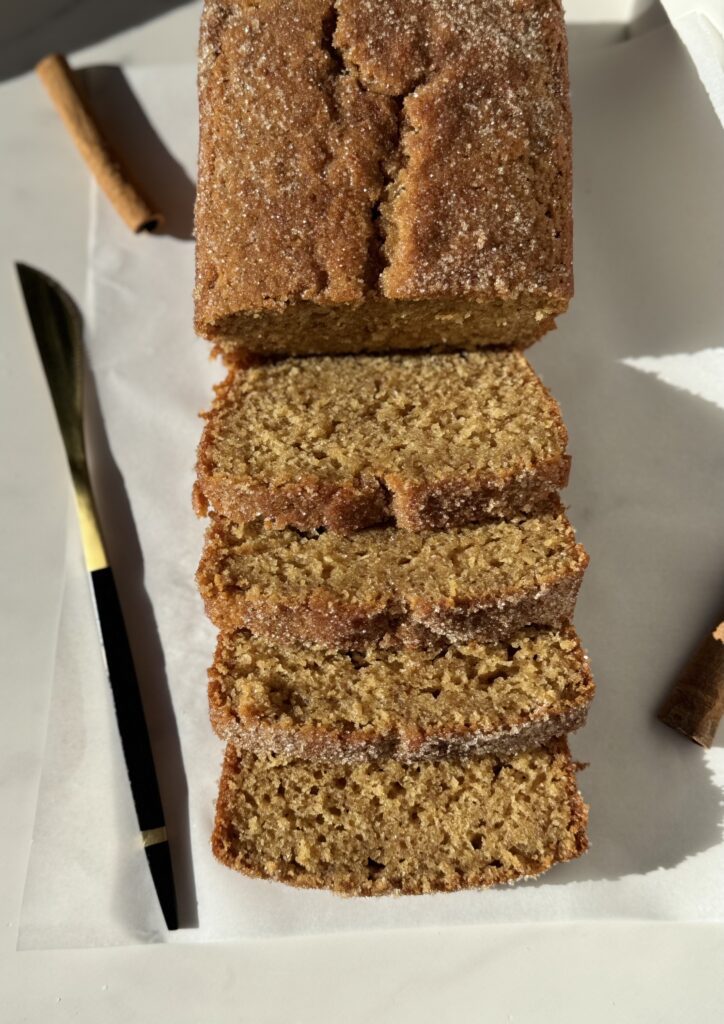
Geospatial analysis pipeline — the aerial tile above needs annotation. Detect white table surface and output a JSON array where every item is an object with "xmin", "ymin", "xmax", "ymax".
[{"xmin": 1, "ymin": 2, "xmax": 723, "ymax": 1020}]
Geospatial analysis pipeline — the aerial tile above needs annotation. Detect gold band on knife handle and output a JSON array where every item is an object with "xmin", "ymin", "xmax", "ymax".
[
  {"xmin": 75, "ymin": 482, "xmax": 108, "ymax": 572},
  {"xmin": 77, "ymin": 481, "xmax": 169, "ymax": 853},
  {"xmin": 142, "ymin": 827, "xmax": 168, "ymax": 848}
]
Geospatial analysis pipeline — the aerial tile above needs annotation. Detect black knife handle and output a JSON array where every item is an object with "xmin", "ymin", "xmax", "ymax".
[{"xmin": 90, "ymin": 566, "xmax": 178, "ymax": 929}]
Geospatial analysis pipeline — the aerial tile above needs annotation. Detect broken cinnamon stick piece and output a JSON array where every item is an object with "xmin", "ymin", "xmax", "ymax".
[
  {"xmin": 658, "ymin": 621, "xmax": 724, "ymax": 747},
  {"xmin": 36, "ymin": 54, "xmax": 162, "ymax": 233}
]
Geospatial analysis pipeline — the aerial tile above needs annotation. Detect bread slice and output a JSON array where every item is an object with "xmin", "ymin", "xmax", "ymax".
[
  {"xmin": 212, "ymin": 739, "xmax": 588, "ymax": 894},
  {"xmin": 194, "ymin": 0, "xmax": 572, "ymax": 358},
  {"xmin": 197, "ymin": 509, "xmax": 588, "ymax": 649},
  {"xmin": 209, "ymin": 627, "xmax": 594, "ymax": 762},
  {"xmin": 195, "ymin": 351, "xmax": 570, "ymax": 533}
]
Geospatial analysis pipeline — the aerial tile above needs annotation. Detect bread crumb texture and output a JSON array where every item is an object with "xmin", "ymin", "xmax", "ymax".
[
  {"xmin": 194, "ymin": 0, "xmax": 572, "ymax": 355},
  {"xmin": 197, "ymin": 509, "xmax": 588, "ymax": 647},
  {"xmin": 197, "ymin": 350, "xmax": 570, "ymax": 531},
  {"xmin": 212, "ymin": 738, "xmax": 589, "ymax": 894},
  {"xmin": 210, "ymin": 626, "xmax": 594, "ymax": 761}
]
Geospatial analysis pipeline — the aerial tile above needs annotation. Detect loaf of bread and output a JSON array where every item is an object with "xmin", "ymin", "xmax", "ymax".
[
  {"xmin": 197, "ymin": 509, "xmax": 588, "ymax": 649},
  {"xmin": 212, "ymin": 739, "xmax": 588, "ymax": 894},
  {"xmin": 194, "ymin": 0, "xmax": 572, "ymax": 358},
  {"xmin": 209, "ymin": 626, "xmax": 594, "ymax": 761},
  {"xmin": 195, "ymin": 351, "xmax": 570, "ymax": 532}
]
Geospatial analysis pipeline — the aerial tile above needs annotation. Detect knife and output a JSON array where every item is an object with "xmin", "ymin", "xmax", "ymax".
[{"xmin": 16, "ymin": 263, "xmax": 178, "ymax": 931}]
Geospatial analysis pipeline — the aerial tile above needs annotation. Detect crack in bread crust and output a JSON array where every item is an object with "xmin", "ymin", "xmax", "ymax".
[{"xmin": 194, "ymin": 0, "xmax": 572, "ymax": 356}]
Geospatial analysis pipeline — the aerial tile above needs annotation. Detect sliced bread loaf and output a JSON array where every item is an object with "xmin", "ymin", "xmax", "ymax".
[
  {"xmin": 195, "ymin": 351, "xmax": 570, "ymax": 532},
  {"xmin": 212, "ymin": 739, "xmax": 588, "ymax": 895},
  {"xmin": 209, "ymin": 627, "xmax": 594, "ymax": 762},
  {"xmin": 197, "ymin": 509, "xmax": 588, "ymax": 649}
]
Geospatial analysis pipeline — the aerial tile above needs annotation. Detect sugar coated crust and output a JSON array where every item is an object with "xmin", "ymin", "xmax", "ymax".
[
  {"xmin": 197, "ymin": 510, "xmax": 589, "ymax": 649},
  {"xmin": 194, "ymin": 0, "xmax": 572, "ymax": 356},
  {"xmin": 195, "ymin": 350, "xmax": 571, "ymax": 532},
  {"xmin": 208, "ymin": 626, "xmax": 594, "ymax": 762},
  {"xmin": 211, "ymin": 738, "xmax": 589, "ymax": 894}
]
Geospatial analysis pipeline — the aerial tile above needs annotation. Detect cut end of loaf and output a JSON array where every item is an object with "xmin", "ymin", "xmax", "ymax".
[
  {"xmin": 196, "ymin": 295, "xmax": 567, "ymax": 358},
  {"xmin": 211, "ymin": 739, "xmax": 589, "ymax": 895}
]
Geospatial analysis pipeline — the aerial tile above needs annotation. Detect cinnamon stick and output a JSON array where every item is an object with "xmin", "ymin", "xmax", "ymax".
[
  {"xmin": 36, "ymin": 54, "xmax": 162, "ymax": 233},
  {"xmin": 658, "ymin": 621, "xmax": 724, "ymax": 747}
]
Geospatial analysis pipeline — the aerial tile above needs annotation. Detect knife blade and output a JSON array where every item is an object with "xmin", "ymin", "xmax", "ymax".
[{"xmin": 16, "ymin": 263, "xmax": 178, "ymax": 931}]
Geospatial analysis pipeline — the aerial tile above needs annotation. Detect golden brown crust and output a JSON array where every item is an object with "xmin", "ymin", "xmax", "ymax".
[
  {"xmin": 212, "ymin": 702, "xmax": 590, "ymax": 762},
  {"xmin": 194, "ymin": 0, "xmax": 572, "ymax": 356},
  {"xmin": 195, "ymin": 0, "xmax": 398, "ymax": 339},
  {"xmin": 195, "ymin": 351, "xmax": 571, "ymax": 532},
  {"xmin": 198, "ymin": 462, "xmax": 568, "ymax": 534},
  {"xmin": 211, "ymin": 739, "xmax": 589, "ymax": 894},
  {"xmin": 203, "ymin": 571, "xmax": 585, "ymax": 649}
]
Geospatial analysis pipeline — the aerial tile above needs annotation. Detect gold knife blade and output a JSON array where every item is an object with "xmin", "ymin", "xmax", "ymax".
[{"xmin": 16, "ymin": 263, "xmax": 107, "ymax": 572}]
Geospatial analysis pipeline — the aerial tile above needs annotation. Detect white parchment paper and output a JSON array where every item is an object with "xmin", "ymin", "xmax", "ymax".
[
  {"xmin": 662, "ymin": 1, "xmax": 724, "ymax": 130},
  {"xmin": 19, "ymin": 24, "xmax": 724, "ymax": 947}
]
